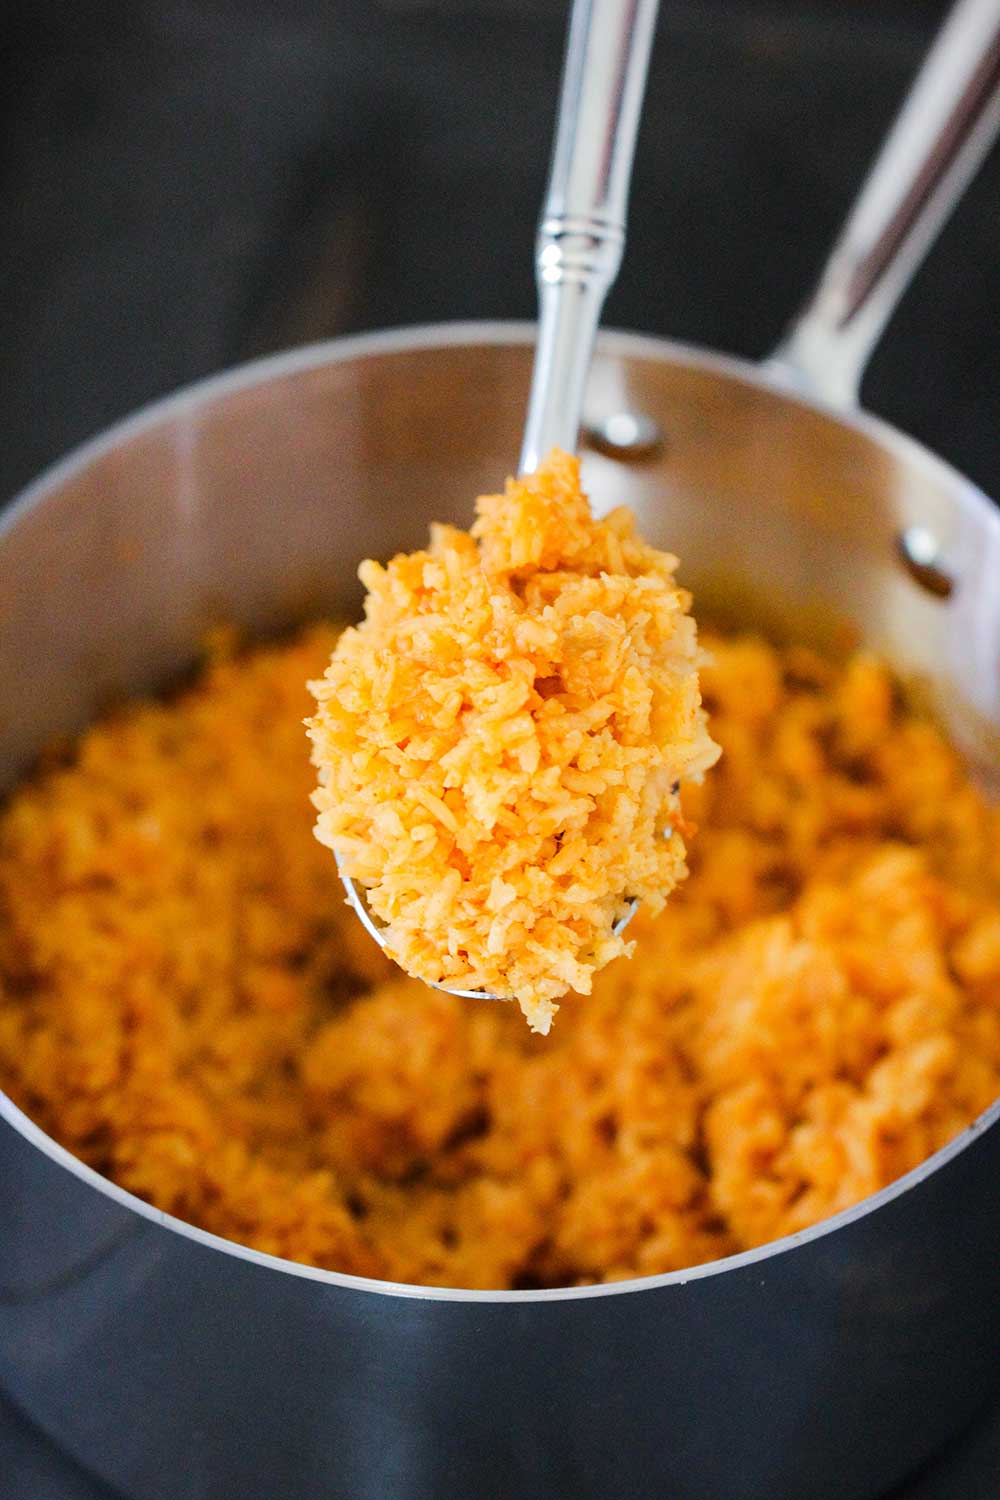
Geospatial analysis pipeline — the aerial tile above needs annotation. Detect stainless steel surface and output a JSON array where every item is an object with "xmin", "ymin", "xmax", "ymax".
[
  {"xmin": 583, "ymin": 408, "xmax": 665, "ymax": 458},
  {"xmin": 3, "ymin": 6, "xmax": 1000, "ymax": 1496},
  {"xmin": 898, "ymin": 523, "xmax": 957, "ymax": 598},
  {"xmin": 769, "ymin": 0, "xmax": 1000, "ymax": 407},
  {"xmin": 340, "ymin": 0, "xmax": 660, "ymax": 990},
  {"xmin": 519, "ymin": 0, "xmax": 658, "ymax": 472},
  {"xmin": 2, "ymin": 324, "xmax": 1000, "ymax": 1500}
]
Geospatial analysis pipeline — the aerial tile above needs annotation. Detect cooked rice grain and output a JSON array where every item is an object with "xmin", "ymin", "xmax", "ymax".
[
  {"xmin": 2, "ymin": 628, "xmax": 999, "ymax": 1289},
  {"xmin": 307, "ymin": 451, "xmax": 719, "ymax": 1030}
]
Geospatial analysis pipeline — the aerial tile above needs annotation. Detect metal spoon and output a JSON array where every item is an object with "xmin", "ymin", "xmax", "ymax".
[{"xmin": 339, "ymin": 0, "xmax": 661, "ymax": 998}]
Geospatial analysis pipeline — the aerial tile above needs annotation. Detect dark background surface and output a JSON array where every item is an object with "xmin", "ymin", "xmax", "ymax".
[
  {"xmin": 0, "ymin": 1373, "xmax": 999, "ymax": 1500},
  {"xmin": 1, "ymin": 0, "xmax": 998, "ymax": 508},
  {"xmin": 1, "ymin": 0, "xmax": 999, "ymax": 1495}
]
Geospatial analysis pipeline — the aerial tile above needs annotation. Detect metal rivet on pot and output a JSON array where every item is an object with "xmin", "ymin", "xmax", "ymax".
[
  {"xmin": 584, "ymin": 411, "xmax": 664, "ymax": 460},
  {"xmin": 897, "ymin": 526, "xmax": 955, "ymax": 599}
]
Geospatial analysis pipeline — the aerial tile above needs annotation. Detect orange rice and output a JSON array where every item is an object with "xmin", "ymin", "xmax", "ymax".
[
  {"xmin": 307, "ymin": 450, "xmax": 719, "ymax": 1031},
  {"xmin": 1, "ymin": 626, "xmax": 999, "ymax": 1288}
]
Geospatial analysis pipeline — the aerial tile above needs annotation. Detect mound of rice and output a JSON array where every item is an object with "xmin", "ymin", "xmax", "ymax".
[
  {"xmin": 307, "ymin": 450, "xmax": 719, "ymax": 1030},
  {"xmin": 1, "ymin": 628, "xmax": 999, "ymax": 1288}
]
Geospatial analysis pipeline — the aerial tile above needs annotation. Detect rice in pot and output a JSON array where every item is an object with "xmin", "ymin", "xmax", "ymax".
[{"xmin": 2, "ymin": 626, "xmax": 999, "ymax": 1288}]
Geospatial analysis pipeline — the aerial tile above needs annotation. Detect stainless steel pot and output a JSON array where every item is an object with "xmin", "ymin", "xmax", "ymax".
[{"xmin": 3, "ymin": 5, "xmax": 1000, "ymax": 1498}]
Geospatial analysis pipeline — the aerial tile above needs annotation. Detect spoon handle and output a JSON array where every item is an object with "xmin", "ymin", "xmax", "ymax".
[
  {"xmin": 519, "ymin": 0, "xmax": 660, "ymax": 474},
  {"xmin": 769, "ymin": 0, "xmax": 1000, "ymax": 409}
]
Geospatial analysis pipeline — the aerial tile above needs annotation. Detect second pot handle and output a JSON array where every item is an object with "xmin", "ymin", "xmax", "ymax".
[{"xmin": 766, "ymin": 0, "xmax": 1000, "ymax": 409}]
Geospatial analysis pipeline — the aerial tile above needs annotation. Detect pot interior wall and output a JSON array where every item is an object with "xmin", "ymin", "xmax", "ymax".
[{"xmin": 2, "ymin": 332, "xmax": 999, "ymax": 789}]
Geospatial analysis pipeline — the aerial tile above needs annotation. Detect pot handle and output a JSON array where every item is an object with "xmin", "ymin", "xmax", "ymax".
[{"xmin": 766, "ymin": 0, "xmax": 1000, "ymax": 410}]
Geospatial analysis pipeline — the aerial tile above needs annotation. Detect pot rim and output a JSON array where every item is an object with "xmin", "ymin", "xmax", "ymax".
[{"xmin": 3, "ymin": 318, "xmax": 999, "ymax": 1304}]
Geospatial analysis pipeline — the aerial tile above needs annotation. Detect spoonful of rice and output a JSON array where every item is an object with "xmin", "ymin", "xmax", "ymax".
[{"xmin": 306, "ymin": 0, "xmax": 719, "ymax": 1032}]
